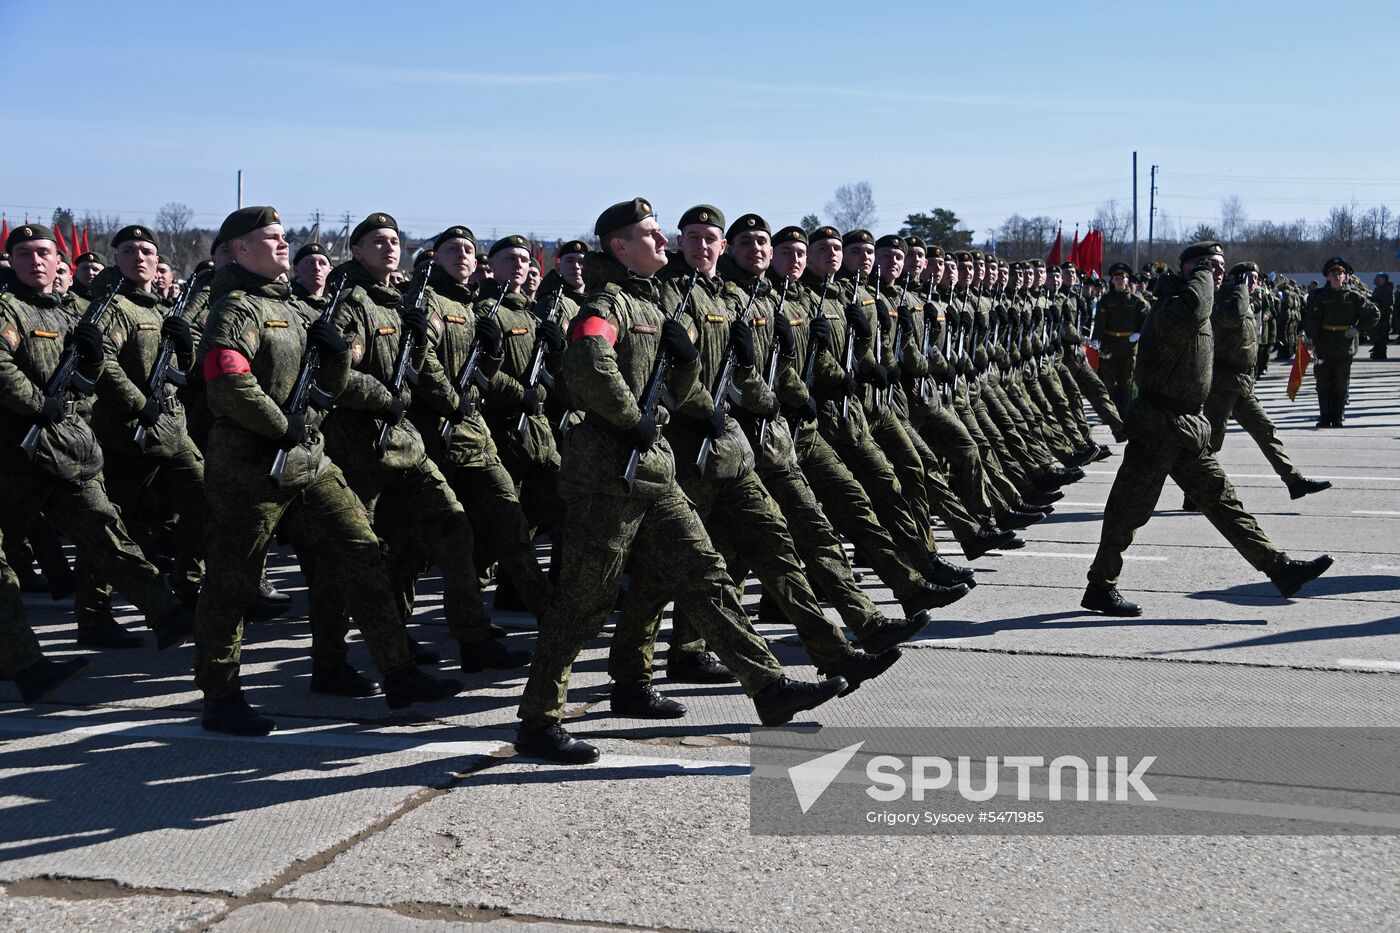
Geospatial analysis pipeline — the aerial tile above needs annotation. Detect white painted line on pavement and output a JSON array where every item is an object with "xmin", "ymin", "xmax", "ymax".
[
  {"xmin": 1085, "ymin": 471, "xmax": 1400, "ymax": 482},
  {"xmin": 1056, "ymin": 501, "xmax": 1105, "ymax": 508},
  {"xmin": 1336, "ymin": 658, "xmax": 1400, "ymax": 673},
  {"xmin": 1372, "ymin": 565, "xmax": 1400, "ymax": 571},
  {"xmin": 1006, "ymin": 551, "xmax": 1168, "ymax": 562},
  {"xmin": 1352, "ymin": 511, "xmax": 1400, "ymax": 517}
]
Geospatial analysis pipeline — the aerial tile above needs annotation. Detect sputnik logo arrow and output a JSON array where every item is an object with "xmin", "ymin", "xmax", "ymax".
[{"xmin": 787, "ymin": 741, "xmax": 865, "ymax": 814}]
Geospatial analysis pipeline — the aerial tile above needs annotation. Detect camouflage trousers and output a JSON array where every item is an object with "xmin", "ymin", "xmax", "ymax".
[
  {"xmin": 321, "ymin": 458, "xmax": 491, "ymax": 654},
  {"xmin": 1087, "ymin": 435, "xmax": 1285, "ymax": 590},
  {"xmin": 196, "ymin": 464, "xmax": 413, "ymax": 698},
  {"xmin": 1040, "ymin": 363, "xmax": 1094, "ymax": 449},
  {"xmin": 867, "ymin": 408, "xmax": 939, "ymax": 556},
  {"xmin": 1062, "ymin": 351, "xmax": 1125, "ymax": 438},
  {"xmin": 1017, "ymin": 373, "xmax": 1078, "ymax": 461},
  {"xmin": 613, "ymin": 467, "xmax": 852, "ymax": 679},
  {"xmin": 955, "ymin": 394, "xmax": 1033, "ymax": 500},
  {"xmin": 0, "ymin": 527, "xmax": 44, "ymax": 679},
  {"xmin": 829, "ymin": 426, "xmax": 932, "ymax": 567},
  {"xmin": 0, "ymin": 469, "xmax": 174, "ymax": 634},
  {"xmin": 899, "ymin": 409, "xmax": 993, "ymax": 545},
  {"xmin": 797, "ymin": 429, "xmax": 927, "ymax": 602},
  {"xmin": 518, "ymin": 489, "xmax": 784, "ymax": 728},
  {"xmin": 910, "ymin": 398, "xmax": 1005, "ymax": 518},
  {"xmin": 76, "ymin": 442, "xmax": 206, "ymax": 625},
  {"xmin": 1204, "ymin": 384, "xmax": 1301, "ymax": 486}
]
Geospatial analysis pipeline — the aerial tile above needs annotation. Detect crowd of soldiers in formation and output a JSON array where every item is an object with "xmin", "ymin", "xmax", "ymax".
[{"xmin": 0, "ymin": 197, "xmax": 1382, "ymax": 762}]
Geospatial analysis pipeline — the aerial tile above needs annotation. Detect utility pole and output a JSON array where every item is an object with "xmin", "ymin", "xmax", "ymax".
[
  {"xmin": 1148, "ymin": 165, "xmax": 1159, "ymax": 254},
  {"xmin": 1131, "ymin": 151, "xmax": 1139, "ymax": 270},
  {"xmin": 237, "ymin": 170, "xmax": 244, "ymax": 210}
]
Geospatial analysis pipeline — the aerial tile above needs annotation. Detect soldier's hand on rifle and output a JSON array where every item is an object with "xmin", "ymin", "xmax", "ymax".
[
  {"xmin": 845, "ymin": 302, "xmax": 873, "ymax": 340},
  {"xmin": 859, "ymin": 363, "xmax": 889, "ymax": 389},
  {"xmin": 794, "ymin": 396, "xmax": 818, "ymax": 424},
  {"xmin": 308, "ymin": 319, "xmax": 348, "ymax": 355},
  {"xmin": 840, "ymin": 371, "xmax": 858, "ymax": 397},
  {"xmin": 519, "ymin": 385, "xmax": 542, "ymax": 416},
  {"xmin": 537, "ymin": 319, "xmax": 566, "ymax": 352},
  {"xmin": 627, "ymin": 412, "xmax": 659, "ymax": 452},
  {"xmin": 475, "ymin": 316, "xmax": 503, "ymax": 355},
  {"xmin": 384, "ymin": 397, "xmax": 406, "ymax": 426},
  {"xmin": 161, "ymin": 316, "xmax": 194, "ymax": 355},
  {"xmin": 137, "ymin": 395, "xmax": 162, "ymax": 427},
  {"xmin": 887, "ymin": 362, "xmax": 902, "ymax": 384},
  {"xmin": 660, "ymin": 319, "xmax": 699, "ymax": 363},
  {"xmin": 897, "ymin": 305, "xmax": 914, "ymax": 334},
  {"xmin": 401, "ymin": 305, "xmax": 429, "ymax": 344},
  {"xmin": 704, "ymin": 407, "xmax": 726, "ymax": 439},
  {"xmin": 728, "ymin": 319, "xmax": 756, "ymax": 367},
  {"xmin": 71, "ymin": 320, "xmax": 105, "ymax": 365},
  {"xmin": 279, "ymin": 411, "xmax": 306, "ymax": 450},
  {"xmin": 773, "ymin": 313, "xmax": 796, "ymax": 357},
  {"xmin": 36, "ymin": 395, "xmax": 65, "ymax": 426},
  {"xmin": 809, "ymin": 315, "xmax": 832, "ymax": 350},
  {"xmin": 958, "ymin": 309, "xmax": 974, "ymax": 330}
]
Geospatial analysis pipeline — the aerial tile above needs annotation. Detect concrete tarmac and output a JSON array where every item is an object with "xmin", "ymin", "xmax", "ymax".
[{"xmin": 3, "ymin": 359, "xmax": 1398, "ymax": 932}]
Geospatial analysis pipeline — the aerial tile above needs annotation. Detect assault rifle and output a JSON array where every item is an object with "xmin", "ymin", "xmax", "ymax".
[
  {"xmin": 133, "ymin": 268, "xmax": 213, "ymax": 451},
  {"xmin": 697, "ymin": 276, "xmax": 763, "ymax": 472},
  {"xmin": 268, "ymin": 274, "xmax": 349, "ymax": 484},
  {"xmin": 791, "ymin": 275, "xmax": 832, "ymax": 445},
  {"xmin": 516, "ymin": 283, "xmax": 565, "ymax": 440},
  {"xmin": 754, "ymin": 277, "xmax": 792, "ymax": 450},
  {"xmin": 885, "ymin": 271, "xmax": 911, "ymax": 407},
  {"xmin": 623, "ymin": 269, "xmax": 700, "ymax": 491},
  {"xmin": 439, "ymin": 280, "xmax": 510, "ymax": 443},
  {"xmin": 375, "ymin": 264, "xmax": 431, "ymax": 455}
]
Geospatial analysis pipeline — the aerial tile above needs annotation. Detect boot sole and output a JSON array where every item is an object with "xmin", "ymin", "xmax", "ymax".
[{"xmin": 758, "ymin": 678, "xmax": 849, "ymax": 727}]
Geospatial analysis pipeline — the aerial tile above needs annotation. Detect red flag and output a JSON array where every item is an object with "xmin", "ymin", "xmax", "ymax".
[
  {"xmin": 70, "ymin": 222, "xmax": 80, "ymax": 257},
  {"xmin": 1085, "ymin": 345, "xmax": 1100, "ymax": 371},
  {"xmin": 1046, "ymin": 226, "xmax": 1062, "ymax": 266},
  {"xmin": 55, "ymin": 226, "xmax": 68, "ymax": 258},
  {"xmin": 1287, "ymin": 340, "xmax": 1310, "ymax": 401},
  {"xmin": 1088, "ymin": 229, "xmax": 1104, "ymax": 277},
  {"xmin": 82, "ymin": 224, "xmax": 90, "ymax": 253},
  {"xmin": 1, "ymin": 217, "xmax": 8, "ymax": 247},
  {"xmin": 1066, "ymin": 227, "xmax": 1081, "ymax": 269}
]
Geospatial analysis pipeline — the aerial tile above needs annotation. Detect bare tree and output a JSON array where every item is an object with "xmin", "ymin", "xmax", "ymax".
[
  {"xmin": 994, "ymin": 214, "xmax": 1058, "ymax": 258},
  {"xmin": 1219, "ymin": 196, "xmax": 1247, "ymax": 244},
  {"xmin": 1092, "ymin": 199, "xmax": 1132, "ymax": 250},
  {"xmin": 800, "ymin": 213, "xmax": 821, "ymax": 232},
  {"xmin": 155, "ymin": 202, "xmax": 196, "ymax": 272},
  {"xmin": 824, "ymin": 182, "xmax": 876, "ymax": 231}
]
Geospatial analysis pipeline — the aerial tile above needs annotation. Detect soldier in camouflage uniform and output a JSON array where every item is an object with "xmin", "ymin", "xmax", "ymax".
[
  {"xmin": 0, "ymin": 525, "xmax": 89, "ymax": 702},
  {"xmin": 195, "ymin": 207, "xmax": 464, "ymax": 735},
  {"xmin": 1371, "ymin": 273, "xmax": 1392, "ymax": 360},
  {"xmin": 1190, "ymin": 261, "xmax": 1331, "ymax": 509},
  {"xmin": 73, "ymin": 226, "xmax": 207, "ymax": 643},
  {"xmin": 72, "ymin": 251, "xmax": 105, "ymax": 302},
  {"xmin": 1303, "ymin": 257, "xmax": 1380, "ymax": 428},
  {"xmin": 515, "ymin": 198, "xmax": 848, "ymax": 764},
  {"xmin": 0, "ymin": 224, "xmax": 194, "ymax": 652},
  {"xmin": 1083, "ymin": 241, "xmax": 1333, "ymax": 616},
  {"xmin": 1056, "ymin": 263, "xmax": 1125, "ymax": 441},
  {"xmin": 1092, "ymin": 262, "xmax": 1150, "ymax": 417}
]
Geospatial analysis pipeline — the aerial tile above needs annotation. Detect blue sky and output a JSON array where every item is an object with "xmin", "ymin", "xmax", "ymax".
[{"xmin": 4, "ymin": 1, "xmax": 1397, "ymax": 244}]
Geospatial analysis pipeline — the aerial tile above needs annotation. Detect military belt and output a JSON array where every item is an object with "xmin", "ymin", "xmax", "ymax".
[
  {"xmin": 1104, "ymin": 330, "xmax": 1134, "ymax": 337},
  {"xmin": 1140, "ymin": 390, "xmax": 1202, "ymax": 417},
  {"xmin": 1214, "ymin": 363, "xmax": 1252, "ymax": 376},
  {"xmin": 1321, "ymin": 324, "xmax": 1351, "ymax": 332}
]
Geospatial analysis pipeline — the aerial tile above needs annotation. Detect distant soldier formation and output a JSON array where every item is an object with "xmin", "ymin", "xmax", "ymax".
[{"xmin": 2, "ymin": 200, "xmax": 1370, "ymax": 762}]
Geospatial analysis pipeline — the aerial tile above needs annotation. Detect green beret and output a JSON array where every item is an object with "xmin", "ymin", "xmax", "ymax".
[
  {"xmin": 1179, "ymin": 240, "xmax": 1224, "ymax": 264},
  {"xmin": 350, "ymin": 212, "xmax": 398, "ymax": 246},
  {"xmin": 678, "ymin": 204, "xmax": 724, "ymax": 231},
  {"xmin": 218, "ymin": 206, "xmax": 281, "ymax": 246},
  {"xmin": 111, "ymin": 224, "xmax": 159, "ymax": 251},
  {"xmin": 874, "ymin": 234, "xmax": 906, "ymax": 252},
  {"xmin": 74, "ymin": 251, "xmax": 104, "ymax": 266},
  {"xmin": 557, "ymin": 239, "xmax": 588, "ymax": 257},
  {"xmin": 413, "ymin": 249, "xmax": 435, "ymax": 268},
  {"xmin": 594, "ymin": 197, "xmax": 654, "ymax": 239},
  {"xmin": 433, "ymin": 225, "xmax": 477, "ymax": 252},
  {"xmin": 999, "ymin": 259, "xmax": 1010, "ymax": 269},
  {"xmin": 726, "ymin": 213, "xmax": 770, "ymax": 240},
  {"xmin": 1228, "ymin": 261, "xmax": 1259, "ymax": 276},
  {"xmin": 951, "ymin": 251, "xmax": 973, "ymax": 262},
  {"xmin": 927, "ymin": 245, "xmax": 943, "ymax": 258},
  {"xmin": 772, "ymin": 226, "xmax": 807, "ymax": 247},
  {"xmin": 1028, "ymin": 258, "xmax": 1044, "ymax": 268},
  {"xmin": 489, "ymin": 234, "xmax": 531, "ymax": 259},
  {"xmin": 1322, "ymin": 256, "xmax": 1352, "ymax": 275},
  {"xmin": 1108, "ymin": 262, "xmax": 1132, "ymax": 275},
  {"xmin": 194, "ymin": 259, "xmax": 215, "ymax": 274},
  {"xmin": 293, "ymin": 242, "xmax": 328, "ymax": 265},
  {"xmin": 6, "ymin": 224, "xmax": 57, "ymax": 252},
  {"xmin": 1058, "ymin": 261, "xmax": 1073, "ymax": 271},
  {"xmin": 809, "ymin": 225, "xmax": 841, "ymax": 243},
  {"xmin": 969, "ymin": 249, "xmax": 984, "ymax": 262},
  {"xmin": 841, "ymin": 229, "xmax": 874, "ymax": 247},
  {"xmin": 904, "ymin": 235, "xmax": 925, "ymax": 250}
]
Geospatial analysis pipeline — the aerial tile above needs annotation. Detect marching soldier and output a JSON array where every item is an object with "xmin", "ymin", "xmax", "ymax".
[
  {"xmin": 1083, "ymin": 241, "xmax": 1333, "ymax": 616},
  {"xmin": 72, "ymin": 251, "xmax": 105, "ymax": 301},
  {"xmin": 515, "ymin": 198, "xmax": 849, "ymax": 764},
  {"xmin": 1303, "ymin": 257, "xmax": 1380, "ymax": 427},
  {"xmin": 292, "ymin": 242, "xmax": 332, "ymax": 303},
  {"xmin": 1370, "ymin": 272, "xmax": 1392, "ymax": 360},
  {"xmin": 195, "ymin": 206, "xmax": 464, "ymax": 734}
]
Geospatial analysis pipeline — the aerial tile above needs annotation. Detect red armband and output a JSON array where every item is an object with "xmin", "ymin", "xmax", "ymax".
[
  {"xmin": 204, "ymin": 348, "xmax": 251, "ymax": 380},
  {"xmin": 571, "ymin": 316, "xmax": 618, "ymax": 346}
]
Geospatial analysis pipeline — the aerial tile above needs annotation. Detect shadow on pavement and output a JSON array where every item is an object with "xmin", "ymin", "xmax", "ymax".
[{"xmin": 1157, "ymin": 614, "xmax": 1400, "ymax": 655}]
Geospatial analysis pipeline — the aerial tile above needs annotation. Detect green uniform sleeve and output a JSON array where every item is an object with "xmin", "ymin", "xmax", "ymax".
[
  {"xmin": 203, "ymin": 295, "xmax": 288, "ymax": 439},
  {"xmin": 333, "ymin": 289, "xmax": 395, "ymax": 414},
  {"xmin": 0, "ymin": 303, "xmax": 45, "ymax": 417},
  {"xmin": 95, "ymin": 304, "xmax": 150, "ymax": 416}
]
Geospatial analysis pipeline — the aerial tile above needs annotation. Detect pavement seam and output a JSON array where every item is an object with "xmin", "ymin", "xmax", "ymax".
[{"xmin": 902, "ymin": 640, "xmax": 1400, "ymax": 676}]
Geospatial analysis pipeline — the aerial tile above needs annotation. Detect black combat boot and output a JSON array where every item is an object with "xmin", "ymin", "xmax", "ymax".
[
  {"xmin": 246, "ymin": 577, "xmax": 292, "ymax": 621},
  {"xmin": 611, "ymin": 682, "xmax": 687, "ymax": 719},
  {"xmin": 820, "ymin": 647, "xmax": 901, "ymax": 696},
  {"xmin": 514, "ymin": 723, "xmax": 600, "ymax": 763},
  {"xmin": 1080, "ymin": 585, "xmax": 1143, "ymax": 617},
  {"xmin": 406, "ymin": 633, "xmax": 442, "ymax": 664},
  {"xmin": 202, "ymin": 692, "xmax": 276, "ymax": 736},
  {"xmin": 1315, "ymin": 393, "xmax": 1331, "ymax": 428},
  {"xmin": 667, "ymin": 650, "xmax": 737, "ymax": 684},
  {"xmin": 458, "ymin": 637, "xmax": 530, "ymax": 673},
  {"xmin": 14, "ymin": 657, "xmax": 90, "ymax": 703},
  {"xmin": 151, "ymin": 604, "xmax": 195, "ymax": 651},
  {"xmin": 1024, "ymin": 489, "xmax": 1063, "ymax": 507},
  {"xmin": 859, "ymin": 613, "xmax": 933, "ymax": 653},
  {"xmin": 1270, "ymin": 555, "xmax": 1334, "ymax": 598},
  {"xmin": 997, "ymin": 509, "xmax": 1044, "ymax": 531},
  {"xmin": 1181, "ymin": 496, "xmax": 1199, "ymax": 512},
  {"xmin": 1332, "ymin": 392, "xmax": 1347, "ymax": 427},
  {"xmin": 383, "ymin": 665, "xmax": 464, "ymax": 710},
  {"xmin": 310, "ymin": 662, "xmax": 382, "ymax": 697},
  {"xmin": 1091, "ymin": 444, "xmax": 1113, "ymax": 462},
  {"xmin": 76, "ymin": 611, "xmax": 146, "ymax": 649},
  {"xmin": 906, "ymin": 576, "xmax": 971, "ymax": 610},
  {"xmin": 963, "ymin": 528, "xmax": 1018, "ymax": 560},
  {"xmin": 754, "ymin": 675, "xmax": 849, "ymax": 726},
  {"xmin": 924, "ymin": 555, "xmax": 976, "ymax": 587},
  {"xmin": 1287, "ymin": 477, "xmax": 1332, "ymax": 500}
]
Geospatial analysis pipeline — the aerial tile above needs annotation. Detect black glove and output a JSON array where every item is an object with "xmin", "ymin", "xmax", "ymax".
[
  {"xmin": 840, "ymin": 372, "xmax": 858, "ymax": 397},
  {"xmin": 897, "ymin": 305, "xmax": 914, "ymax": 335},
  {"xmin": 519, "ymin": 385, "xmax": 541, "ymax": 416},
  {"xmin": 537, "ymin": 319, "xmax": 565, "ymax": 352},
  {"xmin": 627, "ymin": 412, "xmax": 659, "ymax": 452},
  {"xmin": 809, "ymin": 315, "xmax": 832, "ymax": 351},
  {"xmin": 279, "ymin": 410, "xmax": 306, "ymax": 450},
  {"xmin": 36, "ymin": 395, "xmax": 65, "ymax": 425},
  {"xmin": 72, "ymin": 320, "xmax": 104, "ymax": 364},
  {"xmin": 887, "ymin": 362, "xmax": 903, "ymax": 384},
  {"xmin": 660, "ymin": 319, "xmax": 699, "ymax": 363},
  {"xmin": 728, "ymin": 319, "xmax": 756, "ymax": 367},
  {"xmin": 877, "ymin": 308, "xmax": 892, "ymax": 335},
  {"xmin": 384, "ymin": 397, "xmax": 406, "ymax": 426},
  {"xmin": 958, "ymin": 310, "xmax": 974, "ymax": 330},
  {"xmin": 859, "ymin": 364, "xmax": 889, "ymax": 389},
  {"xmin": 308, "ymin": 319, "xmax": 348, "ymax": 355},
  {"xmin": 475, "ymin": 316, "xmax": 503, "ymax": 356},
  {"xmin": 773, "ymin": 313, "xmax": 796, "ymax": 357},
  {"xmin": 845, "ymin": 303, "xmax": 873, "ymax": 340},
  {"xmin": 795, "ymin": 396, "xmax": 818, "ymax": 424},
  {"xmin": 160, "ymin": 315, "xmax": 194, "ymax": 355},
  {"xmin": 400, "ymin": 305, "xmax": 429, "ymax": 344},
  {"xmin": 137, "ymin": 395, "xmax": 162, "ymax": 427},
  {"xmin": 704, "ymin": 407, "xmax": 726, "ymax": 439}
]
